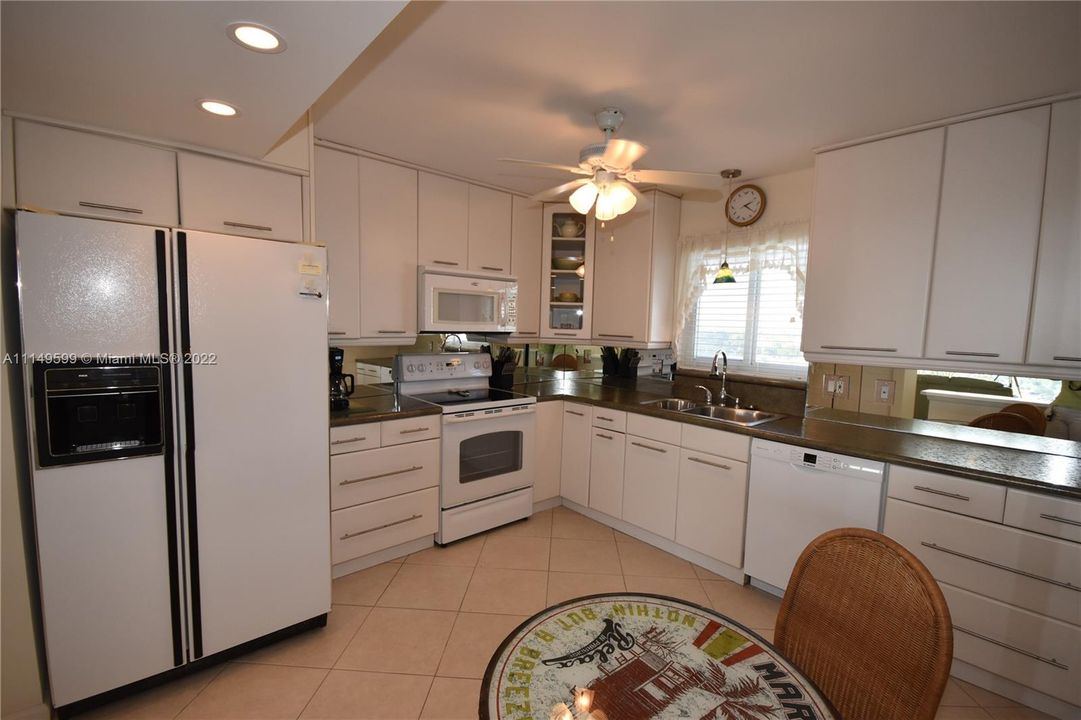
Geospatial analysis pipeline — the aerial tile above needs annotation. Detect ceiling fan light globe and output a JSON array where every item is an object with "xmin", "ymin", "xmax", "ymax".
[
  {"xmin": 594, "ymin": 189, "xmax": 618, "ymax": 221},
  {"xmin": 609, "ymin": 181, "xmax": 637, "ymax": 214},
  {"xmin": 569, "ymin": 182, "xmax": 599, "ymax": 214}
]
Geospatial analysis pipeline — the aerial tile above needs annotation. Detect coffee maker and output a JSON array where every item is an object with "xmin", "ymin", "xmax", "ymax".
[{"xmin": 329, "ymin": 347, "xmax": 354, "ymax": 411}]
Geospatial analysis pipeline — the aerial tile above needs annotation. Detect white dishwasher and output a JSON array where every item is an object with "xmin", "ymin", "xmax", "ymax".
[{"xmin": 744, "ymin": 438, "xmax": 886, "ymax": 594}]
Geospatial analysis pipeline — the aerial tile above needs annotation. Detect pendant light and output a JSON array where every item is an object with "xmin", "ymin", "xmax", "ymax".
[{"xmin": 713, "ymin": 169, "xmax": 741, "ymax": 284}]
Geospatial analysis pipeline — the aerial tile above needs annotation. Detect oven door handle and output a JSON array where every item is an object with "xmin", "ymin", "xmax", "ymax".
[{"xmin": 444, "ymin": 405, "xmax": 536, "ymax": 423}]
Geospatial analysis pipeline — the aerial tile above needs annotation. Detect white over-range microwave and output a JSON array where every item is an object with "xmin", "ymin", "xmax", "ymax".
[{"xmin": 418, "ymin": 266, "xmax": 518, "ymax": 334}]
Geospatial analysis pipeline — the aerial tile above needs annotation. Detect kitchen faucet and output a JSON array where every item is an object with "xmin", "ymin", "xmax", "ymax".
[{"xmin": 709, "ymin": 349, "xmax": 741, "ymax": 408}]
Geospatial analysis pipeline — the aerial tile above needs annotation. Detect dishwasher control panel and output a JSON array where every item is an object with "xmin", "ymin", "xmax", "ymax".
[{"xmin": 751, "ymin": 438, "xmax": 885, "ymax": 477}]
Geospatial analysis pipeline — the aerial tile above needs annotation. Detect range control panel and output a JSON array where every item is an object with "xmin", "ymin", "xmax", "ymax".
[{"xmin": 394, "ymin": 352, "xmax": 491, "ymax": 382}]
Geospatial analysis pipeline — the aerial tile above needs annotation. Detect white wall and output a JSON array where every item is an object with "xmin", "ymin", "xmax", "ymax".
[{"xmin": 678, "ymin": 166, "xmax": 814, "ymax": 234}]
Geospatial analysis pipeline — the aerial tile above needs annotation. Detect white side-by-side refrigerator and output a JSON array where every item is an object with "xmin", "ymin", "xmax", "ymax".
[{"xmin": 15, "ymin": 211, "xmax": 330, "ymax": 713}]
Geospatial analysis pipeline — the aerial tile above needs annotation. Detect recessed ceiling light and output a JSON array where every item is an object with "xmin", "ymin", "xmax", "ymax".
[
  {"xmin": 228, "ymin": 22, "xmax": 285, "ymax": 53},
  {"xmin": 200, "ymin": 99, "xmax": 239, "ymax": 117}
]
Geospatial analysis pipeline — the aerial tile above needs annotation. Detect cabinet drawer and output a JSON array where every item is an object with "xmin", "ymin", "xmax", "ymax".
[
  {"xmin": 331, "ymin": 487, "xmax": 438, "ymax": 564},
  {"xmin": 330, "ymin": 425, "xmax": 381, "ymax": 455},
  {"xmin": 591, "ymin": 407, "xmax": 626, "ymax": 433},
  {"xmin": 178, "ymin": 153, "xmax": 303, "ymax": 242},
  {"xmin": 380, "ymin": 416, "xmax": 440, "ymax": 446},
  {"xmin": 884, "ymin": 499, "xmax": 1081, "ymax": 625},
  {"xmin": 1004, "ymin": 489, "xmax": 1081, "ymax": 543},
  {"xmin": 331, "ymin": 439, "xmax": 439, "ymax": 510},
  {"xmin": 888, "ymin": 466, "xmax": 1005, "ymax": 522},
  {"xmin": 942, "ymin": 583, "xmax": 1080, "ymax": 706},
  {"xmin": 679, "ymin": 424, "xmax": 750, "ymax": 462},
  {"xmin": 15, "ymin": 120, "xmax": 179, "ymax": 227},
  {"xmin": 626, "ymin": 413, "xmax": 681, "ymax": 445}
]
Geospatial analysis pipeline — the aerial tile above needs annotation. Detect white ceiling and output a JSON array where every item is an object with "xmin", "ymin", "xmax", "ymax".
[
  {"xmin": 313, "ymin": 1, "xmax": 1080, "ymax": 194},
  {"xmin": 1, "ymin": 1, "xmax": 405, "ymax": 158}
]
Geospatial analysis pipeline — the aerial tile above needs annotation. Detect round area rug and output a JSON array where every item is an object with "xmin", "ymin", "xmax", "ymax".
[{"xmin": 480, "ymin": 593, "xmax": 836, "ymax": 720}]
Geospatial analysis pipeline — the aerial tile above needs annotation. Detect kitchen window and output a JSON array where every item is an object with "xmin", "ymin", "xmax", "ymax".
[{"xmin": 674, "ymin": 221, "xmax": 809, "ymax": 379}]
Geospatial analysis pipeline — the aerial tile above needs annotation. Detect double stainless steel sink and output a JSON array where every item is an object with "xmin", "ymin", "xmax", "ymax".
[{"xmin": 640, "ymin": 398, "xmax": 783, "ymax": 427}]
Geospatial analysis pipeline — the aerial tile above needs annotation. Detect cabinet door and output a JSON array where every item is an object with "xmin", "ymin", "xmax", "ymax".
[
  {"xmin": 592, "ymin": 191, "xmax": 654, "ymax": 343},
  {"xmin": 14, "ymin": 120, "xmax": 179, "ymax": 227},
  {"xmin": 510, "ymin": 196, "xmax": 543, "ymax": 339},
  {"xmin": 542, "ymin": 204, "xmax": 595, "ymax": 341},
  {"xmin": 925, "ymin": 107, "xmax": 1049, "ymax": 363},
  {"xmin": 467, "ymin": 185, "xmax": 512, "ymax": 274},
  {"xmin": 559, "ymin": 403, "xmax": 592, "ymax": 506},
  {"xmin": 358, "ymin": 158, "xmax": 418, "ymax": 340},
  {"xmin": 1027, "ymin": 100, "xmax": 1081, "ymax": 370},
  {"xmin": 588, "ymin": 429, "xmax": 625, "ymax": 518},
  {"xmin": 418, "ymin": 173, "xmax": 468, "ymax": 269},
  {"xmin": 622, "ymin": 436, "xmax": 680, "ymax": 540},
  {"xmin": 178, "ymin": 152, "xmax": 304, "ymax": 242},
  {"xmin": 676, "ymin": 450, "xmax": 748, "ymax": 567},
  {"xmin": 802, "ymin": 128, "xmax": 944, "ymax": 359},
  {"xmin": 314, "ymin": 147, "xmax": 361, "ymax": 339},
  {"xmin": 533, "ymin": 401, "xmax": 564, "ymax": 502}
]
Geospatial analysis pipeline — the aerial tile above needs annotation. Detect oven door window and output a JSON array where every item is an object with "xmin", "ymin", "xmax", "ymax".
[
  {"xmin": 459, "ymin": 430, "xmax": 523, "ymax": 483},
  {"xmin": 435, "ymin": 290, "xmax": 496, "ymax": 324}
]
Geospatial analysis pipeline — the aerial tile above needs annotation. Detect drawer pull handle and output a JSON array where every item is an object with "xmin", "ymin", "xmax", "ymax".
[
  {"xmin": 79, "ymin": 201, "xmax": 143, "ymax": 215},
  {"xmin": 596, "ymin": 416, "xmax": 615, "ymax": 422},
  {"xmin": 688, "ymin": 456, "xmax": 732, "ymax": 471},
  {"xmin": 566, "ymin": 410, "xmax": 585, "ymax": 417},
  {"xmin": 481, "ymin": 266, "xmax": 504, "ymax": 272},
  {"xmin": 331, "ymin": 436, "xmax": 366, "ymax": 445},
  {"xmin": 515, "ymin": 331, "xmax": 538, "ymax": 336},
  {"xmin": 595, "ymin": 433, "xmax": 614, "ymax": 440},
  {"xmin": 328, "ymin": 331, "xmax": 348, "ymax": 336},
  {"xmin": 597, "ymin": 334, "xmax": 635, "ymax": 339},
  {"xmin": 820, "ymin": 345, "xmax": 897, "ymax": 353},
  {"xmin": 399, "ymin": 427, "xmax": 430, "ymax": 435},
  {"xmin": 224, "ymin": 221, "xmax": 273, "ymax": 232},
  {"xmin": 377, "ymin": 330, "xmax": 408, "ymax": 335},
  {"xmin": 553, "ymin": 332, "xmax": 578, "ymax": 337},
  {"xmin": 1052, "ymin": 356, "xmax": 1081, "ymax": 362},
  {"xmin": 920, "ymin": 542, "xmax": 1079, "ymax": 591},
  {"xmin": 944, "ymin": 350, "xmax": 1000, "ymax": 358},
  {"xmin": 631, "ymin": 441, "xmax": 666, "ymax": 454},
  {"xmin": 913, "ymin": 485, "xmax": 970, "ymax": 502},
  {"xmin": 954, "ymin": 626, "xmax": 1069, "ymax": 671},
  {"xmin": 1039, "ymin": 513, "xmax": 1081, "ymax": 528},
  {"xmin": 432, "ymin": 260, "xmax": 459, "ymax": 266},
  {"xmin": 340, "ymin": 513, "xmax": 422, "ymax": 540},
  {"xmin": 340, "ymin": 465, "xmax": 423, "ymax": 486}
]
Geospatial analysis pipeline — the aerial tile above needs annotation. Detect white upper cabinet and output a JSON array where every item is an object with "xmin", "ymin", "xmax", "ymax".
[
  {"xmin": 358, "ymin": 157, "xmax": 418, "ymax": 341},
  {"xmin": 510, "ymin": 196, "xmax": 543, "ymax": 339},
  {"xmin": 179, "ymin": 152, "xmax": 304, "ymax": 242},
  {"xmin": 541, "ymin": 204, "xmax": 595, "ymax": 341},
  {"xmin": 14, "ymin": 120, "xmax": 178, "ymax": 227},
  {"xmin": 802, "ymin": 128, "xmax": 945, "ymax": 359},
  {"xmin": 925, "ymin": 107, "xmax": 1050, "ymax": 364},
  {"xmin": 418, "ymin": 173, "xmax": 469, "ymax": 269},
  {"xmin": 314, "ymin": 147, "xmax": 361, "ymax": 339},
  {"xmin": 467, "ymin": 185, "xmax": 512, "ymax": 274},
  {"xmin": 1027, "ymin": 99, "xmax": 1081, "ymax": 369},
  {"xmin": 591, "ymin": 190, "xmax": 680, "ymax": 346}
]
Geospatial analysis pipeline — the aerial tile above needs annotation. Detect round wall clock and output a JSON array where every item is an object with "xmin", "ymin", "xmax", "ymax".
[{"xmin": 726, "ymin": 184, "xmax": 766, "ymax": 227}]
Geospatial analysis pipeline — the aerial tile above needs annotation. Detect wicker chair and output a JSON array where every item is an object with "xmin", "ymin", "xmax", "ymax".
[
  {"xmin": 1000, "ymin": 403, "xmax": 1048, "ymax": 435},
  {"xmin": 968, "ymin": 411, "xmax": 1039, "ymax": 434},
  {"xmin": 774, "ymin": 528, "xmax": 953, "ymax": 720}
]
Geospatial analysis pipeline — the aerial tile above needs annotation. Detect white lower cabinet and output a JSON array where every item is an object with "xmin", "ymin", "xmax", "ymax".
[
  {"xmin": 332, "ymin": 487, "xmax": 438, "ymax": 564},
  {"xmin": 623, "ymin": 436, "xmax": 680, "ymax": 540},
  {"xmin": 331, "ymin": 440, "xmax": 439, "ymax": 510},
  {"xmin": 676, "ymin": 450, "xmax": 748, "ymax": 568},
  {"xmin": 533, "ymin": 401, "xmax": 563, "ymax": 502},
  {"xmin": 588, "ymin": 428, "xmax": 625, "ymax": 518},
  {"xmin": 560, "ymin": 403, "xmax": 592, "ymax": 506}
]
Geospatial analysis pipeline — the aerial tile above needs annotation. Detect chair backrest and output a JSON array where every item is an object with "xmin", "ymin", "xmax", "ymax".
[
  {"xmin": 1000, "ymin": 403, "xmax": 1048, "ymax": 435},
  {"xmin": 775, "ymin": 528, "xmax": 953, "ymax": 720},
  {"xmin": 968, "ymin": 411, "xmax": 1038, "ymax": 434}
]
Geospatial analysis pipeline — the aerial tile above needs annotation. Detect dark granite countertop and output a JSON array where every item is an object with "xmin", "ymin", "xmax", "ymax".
[
  {"xmin": 329, "ymin": 385, "xmax": 441, "ymax": 427},
  {"xmin": 514, "ymin": 377, "xmax": 1081, "ymax": 500}
]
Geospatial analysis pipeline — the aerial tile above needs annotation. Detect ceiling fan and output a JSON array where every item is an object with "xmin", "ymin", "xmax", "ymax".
[{"xmin": 500, "ymin": 107, "xmax": 727, "ymax": 221}]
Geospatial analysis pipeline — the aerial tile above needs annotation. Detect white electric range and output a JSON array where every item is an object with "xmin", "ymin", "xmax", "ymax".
[{"xmin": 394, "ymin": 353, "xmax": 536, "ymax": 543}]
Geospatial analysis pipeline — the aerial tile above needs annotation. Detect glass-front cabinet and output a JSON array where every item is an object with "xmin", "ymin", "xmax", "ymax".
[{"xmin": 541, "ymin": 204, "xmax": 595, "ymax": 341}]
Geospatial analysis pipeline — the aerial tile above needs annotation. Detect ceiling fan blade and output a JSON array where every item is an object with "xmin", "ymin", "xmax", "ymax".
[
  {"xmin": 529, "ymin": 178, "xmax": 590, "ymax": 202},
  {"xmin": 499, "ymin": 158, "xmax": 591, "ymax": 175},
  {"xmin": 601, "ymin": 139, "xmax": 648, "ymax": 171},
  {"xmin": 623, "ymin": 168, "xmax": 726, "ymax": 189}
]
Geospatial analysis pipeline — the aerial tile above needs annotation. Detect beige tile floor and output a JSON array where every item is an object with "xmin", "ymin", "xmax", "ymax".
[{"xmin": 75, "ymin": 507, "xmax": 1054, "ymax": 720}]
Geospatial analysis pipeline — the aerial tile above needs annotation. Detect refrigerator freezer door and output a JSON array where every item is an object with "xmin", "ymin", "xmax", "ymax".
[
  {"xmin": 32, "ymin": 457, "xmax": 178, "ymax": 706},
  {"xmin": 16, "ymin": 211, "xmax": 163, "ymax": 356},
  {"xmin": 177, "ymin": 231, "xmax": 329, "ymax": 658}
]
